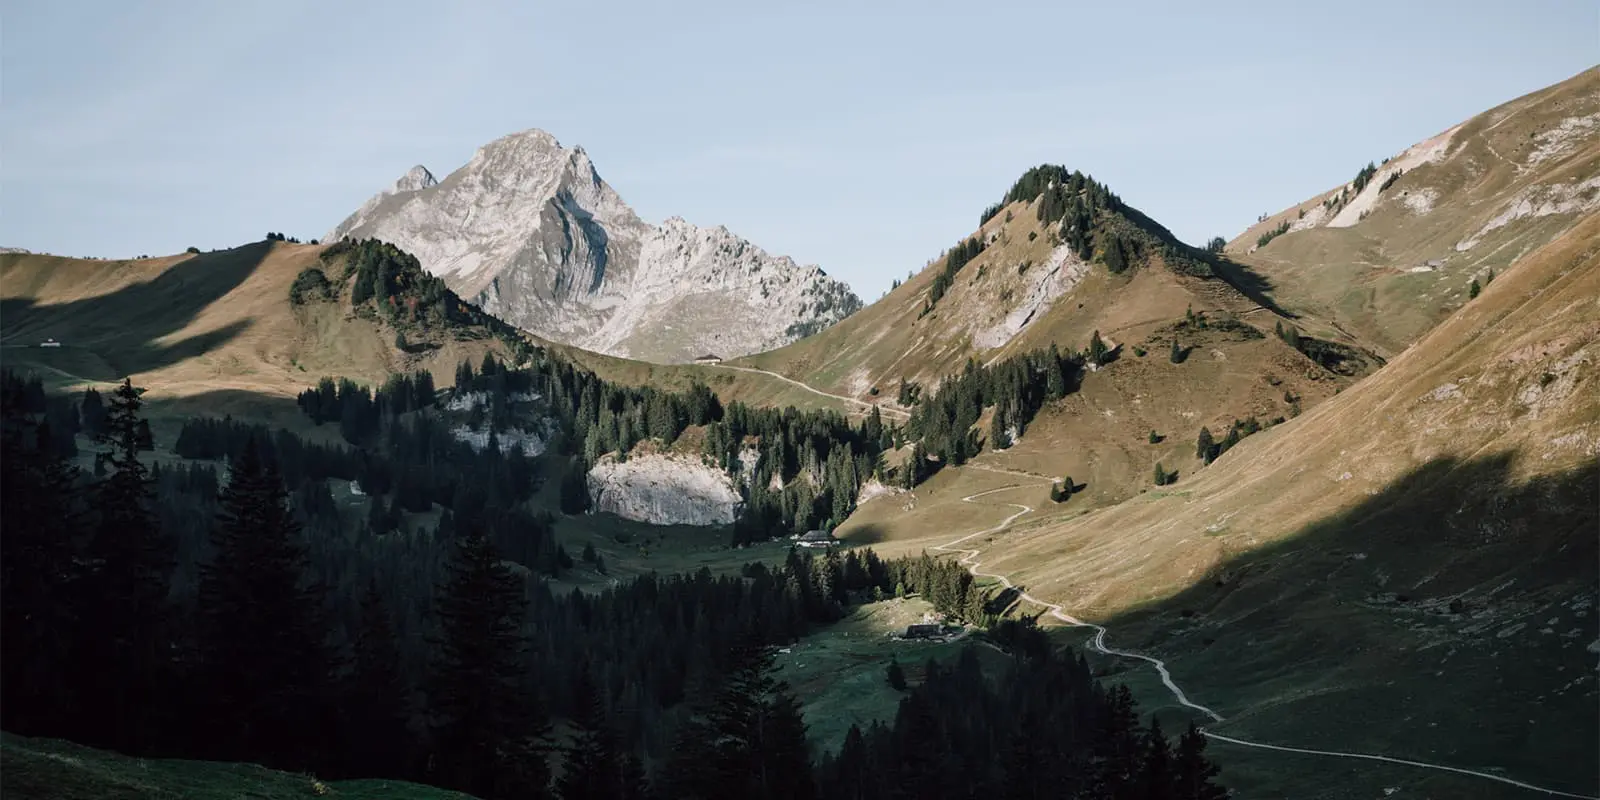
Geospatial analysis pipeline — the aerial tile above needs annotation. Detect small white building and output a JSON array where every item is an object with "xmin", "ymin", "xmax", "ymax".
[
  {"xmin": 692, "ymin": 353, "xmax": 723, "ymax": 365},
  {"xmin": 39, "ymin": 338, "xmax": 61, "ymax": 348}
]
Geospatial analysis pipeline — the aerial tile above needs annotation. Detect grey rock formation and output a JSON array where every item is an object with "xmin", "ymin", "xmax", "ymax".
[
  {"xmin": 587, "ymin": 453, "xmax": 742, "ymax": 526},
  {"xmin": 327, "ymin": 129, "xmax": 860, "ymax": 362}
]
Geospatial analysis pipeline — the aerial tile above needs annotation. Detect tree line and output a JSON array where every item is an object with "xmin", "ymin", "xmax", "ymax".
[{"xmin": 2, "ymin": 367, "xmax": 1226, "ymax": 798}]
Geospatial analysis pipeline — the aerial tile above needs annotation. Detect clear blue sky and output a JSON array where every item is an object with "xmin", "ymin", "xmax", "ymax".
[{"xmin": 3, "ymin": 1, "xmax": 1594, "ymax": 298}]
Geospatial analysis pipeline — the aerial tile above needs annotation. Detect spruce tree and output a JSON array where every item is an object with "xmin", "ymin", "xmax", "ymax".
[
  {"xmin": 1089, "ymin": 330, "xmax": 1108, "ymax": 365},
  {"xmin": 659, "ymin": 641, "xmax": 815, "ymax": 800},
  {"xmin": 989, "ymin": 404, "xmax": 1011, "ymax": 450},
  {"xmin": 76, "ymin": 377, "xmax": 175, "ymax": 753},
  {"xmin": 1170, "ymin": 338, "xmax": 1183, "ymax": 364},
  {"xmin": 557, "ymin": 667, "xmax": 643, "ymax": 800},
  {"xmin": 1174, "ymin": 722, "xmax": 1228, "ymax": 800},
  {"xmin": 1153, "ymin": 463, "xmax": 1169, "ymax": 486},
  {"xmin": 196, "ymin": 436, "xmax": 334, "ymax": 770},
  {"xmin": 1469, "ymin": 278, "xmax": 1481, "ymax": 299},
  {"xmin": 341, "ymin": 580, "xmax": 413, "ymax": 779},
  {"xmin": 1046, "ymin": 343, "xmax": 1067, "ymax": 398},
  {"xmin": 427, "ymin": 532, "xmax": 551, "ymax": 800},
  {"xmin": 886, "ymin": 658, "xmax": 907, "ymax": 691},
  {"xmin": 1140, "ymin": 718, "xmax": 1176, "ymax": 800},
  {"xmin": 0, "ymin": 401, "xmax": 84, "ymax": 738},
  {"xmin": 1196, "ymin": 427, "xmax": 1215, "ymax": 463}
]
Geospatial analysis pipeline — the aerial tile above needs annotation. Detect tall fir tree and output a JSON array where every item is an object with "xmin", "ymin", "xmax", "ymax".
[
  {"xmin": 76, "ymin": 377, "xmax": 175, "ymax": 753},
  {"xmin": 427, "ymin": 532, "xmax": 552, "ymax": 800},
  {"xmin": 196, "ymin": 435, "xmax": 335, "ymax": 770},
  {"xmin": 1196, "ymin": 427, "xmax": 1216, "ymax": 463},
  {"xmin": 340, "ymin": 580, "xmax": 414, "ymax": 779},
  {"xmin": 557, "ymin": 667, "xmax": 646, "ymax": 800},
  {"xmin": 0, "ymin": 395, "xmax": 84, "ymax": 738},
  {"xmin": 1140, "ymin": 718, "xmax": 1176, "ymax": 800},
  {"xmin": 1175, "ymin": 722, "xmax": 1229, "ymax": 800},
  {"xmin": 659, "ymin": 641, "xmax": 815, "ymax": 800}
]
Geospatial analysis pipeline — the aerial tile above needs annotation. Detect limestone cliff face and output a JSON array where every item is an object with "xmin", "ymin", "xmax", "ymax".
[
  {"xmin": 586, "ymin": 453, "xmax": 742, "ymax": 526},
  {"xmin": 328, "ymin": 129, "xmax": 860, "ymax": 363}
]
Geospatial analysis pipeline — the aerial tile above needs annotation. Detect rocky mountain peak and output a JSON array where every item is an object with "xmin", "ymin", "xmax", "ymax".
[
  {"xmin": 394, "ymin": 165, "xmax": 437, "ymax": 193},
  {"xmin": 326, "ymin": 130, "xmax": 860, "ymax": 363}
]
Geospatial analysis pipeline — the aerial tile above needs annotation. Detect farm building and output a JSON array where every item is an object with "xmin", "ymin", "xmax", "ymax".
[
  {"xmin": 903, "ymin": 624, "xmax": 942, "ymax": 640},
  {"xmin": 795, "ymin": 529, "xmax": 837, "ymax": 549},
  {"xmin": 692, "ymin": 353, "xmax": 723, "ymax": 364}
]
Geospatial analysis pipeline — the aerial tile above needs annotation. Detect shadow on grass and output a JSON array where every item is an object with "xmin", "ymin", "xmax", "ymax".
[
  {"xmin": 0, "ymin": 242, "xmax": 272, "ymax": 379},
  {"xmin": 843, "ymin": 523, "xmax": 890, "ymax": 547},
  {"xmin": 1095, "ymin": 453, "xmax": 1599, "ymax": 796},
  {"xmin": 1207, "ymin": 254, "xmax": 1296, "ymax": 319}
]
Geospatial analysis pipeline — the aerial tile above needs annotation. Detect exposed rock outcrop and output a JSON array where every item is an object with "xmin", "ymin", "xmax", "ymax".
[
  {"xmin": 327, "ymin": 129, "xmax": 861, "ymax": 363},
  {"xmin": 587, "ymin": 453, "xmax": 743, "ymax": 526}
]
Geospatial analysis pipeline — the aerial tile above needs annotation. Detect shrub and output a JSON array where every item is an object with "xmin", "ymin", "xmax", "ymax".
[
  {"xmin": 1255, "ymin": 220, "xmax": 1290, "ymax": 249},
  {"xmin": 289, "ymin": 267, "xmax": 332, "ymax": 305}
]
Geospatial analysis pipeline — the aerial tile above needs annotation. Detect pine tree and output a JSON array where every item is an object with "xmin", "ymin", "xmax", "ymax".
[
  {"xmin": 1469, "ymin": 278, "xmax": 1481, "ymax": 299},
  {"xmin": 1140, "ymin": 718, "xmax": 1176, "ymax": 800},
  {"xmin": 557, "ymin": 667, "xmax": 642, "ymax": 800},
  {"xmin": 1174, "ymin": 723, "xmax": 1228, "ymax": 800},
  {"xmin": 989, "ymin": 404, "xmax": 1012, "ymax": 450},
  {"xmin": 1046, "ymin": 343, "xmax": 1067, "ymax": 398},
  {"xmin": 1170, "ymin": 338, "xmax": 1183, "ymax": 364},
  {"xmin": 886, "ymin": 658, "xmax": 907, "ymax": 691},
  {"xmin": 1153, "ymin": 462, "xmax": 1169, "ymax": 486},
  {"xmin": 80, "ymin": 387, "xmax": 108, "ymax": 436},
  {"xmin": 560, "ymin": 457, "xmax": 591, "ymax": 514},
  {"xmin": 196, "ymin": 436, "xmax": 334, "ymax": 770},
  {"xmin": 76, "ymin": 377, "xmax": 175, "ymax": 753},
  {"xmin": 427, "ymin": 533, "xmax": 551, "ymax": 799},
  {"xmin": 1196, "ymin": 427, "xmax": 1215, "ymax": 463},
  {"xmin": 0, "ymin": 399, "xmax": 84, "ymax": 738},
  {"xmin": 1089, "ymin": 330, "xmax": 1108, "ymax": 365},
  {"xmin": 659, "ymin": 642, "xmax": 815, "ymax": 800},
  {"xmin": 341, "ymin": 580, "xmax": 413, "ymax": 779}
]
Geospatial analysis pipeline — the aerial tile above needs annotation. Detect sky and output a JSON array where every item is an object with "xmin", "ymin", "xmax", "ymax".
[{"xmin": 3, "ymin": 1, "xmax": 1595, "ymax": 299}]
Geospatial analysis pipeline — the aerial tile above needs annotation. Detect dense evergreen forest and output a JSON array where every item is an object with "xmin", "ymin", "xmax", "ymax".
[{"xmin": 3, "ymin": 363, "xmax": 1227, "ymax": 799}]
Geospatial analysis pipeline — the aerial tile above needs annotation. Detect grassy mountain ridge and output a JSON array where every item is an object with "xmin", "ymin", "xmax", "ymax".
[
  {"xmin": 0, "ymin": 242, "xmax": 514, "ymax": 417},
  {"xmin": 0, "ymin": 241, "xmax": 874, "ymax": 425},
  {"xmin": 838, "ymin": 213, "xmax": 1600, "ymax": 797},
  {"xmin": 723, "ymin": 166, "xmax": 1379, "ymax": 509},
  {"xmin": 1228, "ymin": 66, "xmax": 1600, "ymax": 357}
]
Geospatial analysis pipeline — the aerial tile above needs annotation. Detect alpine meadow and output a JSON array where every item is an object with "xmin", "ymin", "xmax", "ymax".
[{"xmin": 2, "ymin": 6, "xmax": 1596, "ymax": 800}]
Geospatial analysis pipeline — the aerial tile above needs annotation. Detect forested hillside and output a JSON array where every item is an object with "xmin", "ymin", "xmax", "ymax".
[{"xmin": 0, "ymin": 364, "xmax": 1228, "ymax": 799}]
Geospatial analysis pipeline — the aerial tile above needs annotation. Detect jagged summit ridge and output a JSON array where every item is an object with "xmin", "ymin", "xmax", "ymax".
[{"xmin": 326, "ymin": 128, "xmax": 860, "ymax": 363}]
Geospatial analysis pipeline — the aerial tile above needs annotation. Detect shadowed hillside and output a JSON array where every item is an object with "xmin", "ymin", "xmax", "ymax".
[
  {"xmin": 835, "ymin": 212, "xmax": 1599, "ymax": 797},
  {"xmin": 0, "ymin": 733, "xmax": 477, "ymax": 800}
]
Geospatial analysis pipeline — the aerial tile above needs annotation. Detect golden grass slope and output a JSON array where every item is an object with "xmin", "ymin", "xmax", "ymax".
[
  {"xmin": 1230, "ymin": 66, "xmax": 1600, "ymax": 357},
  {"xmin": 739, "ymin": 192, "xmax": 1347, "ymax": 401},
  {"xmin": 843, "ymin": 214, "xmax": 1600, "ymax": 797},
  {"xmin": 0, "ymin": 243, "xmax": 510, "ymax": 419}
]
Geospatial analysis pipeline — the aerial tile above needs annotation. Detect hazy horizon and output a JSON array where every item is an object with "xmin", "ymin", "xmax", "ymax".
[{"xmin": 3, "ymin": 0, "xmax": 1594, "ymax": 298}]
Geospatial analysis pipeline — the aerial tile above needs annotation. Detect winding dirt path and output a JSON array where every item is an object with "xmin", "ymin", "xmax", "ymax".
[
  {"xmin": 932, "ymin": 483, "xmax": 1595, "ymax": 799},
  {"xmin": 708, "ymin": 363, "xmax": 910, "ymax": 419}
]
